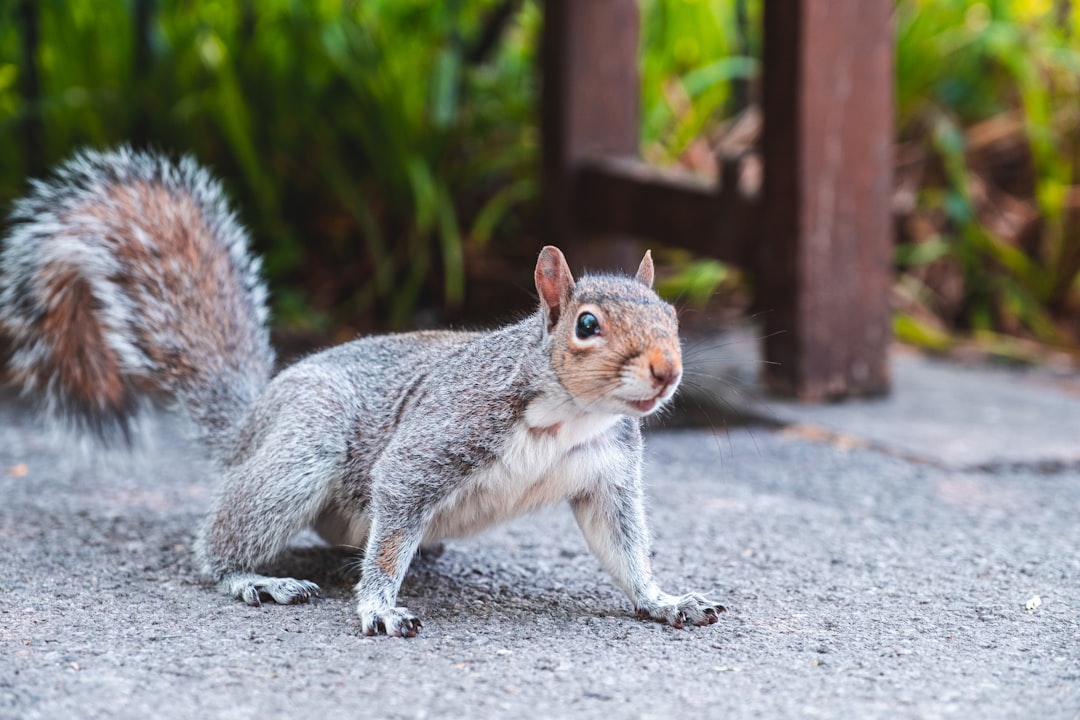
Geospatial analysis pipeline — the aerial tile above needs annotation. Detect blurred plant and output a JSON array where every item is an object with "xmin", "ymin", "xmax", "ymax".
[
  {"xmin": 642, "ymin": 0, "xmax": 1080, "ymax": 362},
  {"xmin": 8, "ymin": 0, "xmax": 1080, "ymax": 361},
  {"xmin": 638, "ymin": 0, "xmax": 758, "ymax": 315},
  {"xmin": 894, "ymin": 0, "xmax": 1080, "ymax": 360},
  {"xmin": 639, "ymin": 0, "xmax": 758, "ymax": 167},
  {"xmin": 0, "ymin": 0, "xmax": 540, "ymax": 332}
]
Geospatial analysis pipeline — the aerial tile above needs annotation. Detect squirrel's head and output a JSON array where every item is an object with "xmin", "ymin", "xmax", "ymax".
[{"xmin": 535, "ymin": 246, "xmax": 681, "ymax": 418}]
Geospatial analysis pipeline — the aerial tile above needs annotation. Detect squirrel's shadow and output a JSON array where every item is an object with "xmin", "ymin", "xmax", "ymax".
[
  {"xmin": 256, "ymin": 544, "xmax": 453, "ymax": 601},
  {"xmin": 256, "ymin": 543, "xmax": 612, "ymax": 620}
]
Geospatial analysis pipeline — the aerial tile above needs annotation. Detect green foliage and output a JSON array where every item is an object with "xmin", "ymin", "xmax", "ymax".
[
  {"xmin": 643, "ymin": 0, "xmax": 1080, "ymax": 357},
  {"xmin": 0, "ymin": 0, "xmax": 540, "ymax": 330},
  {"xmin": 639, "ymin": 0, "xmax": 758, "ymax": 161},
  {"xmin": 656, "ymin": 256, "xmax": 737, "ymax": 307},
  {"xmin": 894, "ymin": 312, "xmax": 954, "ymax": 352},
  {"xmin": 637, "ymin": 0, "xmax": 758, "ymax": 309},
  {"xmin": 896, "ymin": 0, "xmax": 1080, "ymax": 353},
  {"xmin": 7, "ymin": 0, "xmax": 1080, "ymax": 357}
]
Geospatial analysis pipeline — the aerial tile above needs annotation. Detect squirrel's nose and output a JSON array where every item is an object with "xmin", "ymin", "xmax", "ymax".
[
  {"xmin": 647, "ymin": 350, "xmax": 682, "ymax": 390},
  {"xmin": 650, "ymin": 363, "xmax": 677, "ymax": 389}
]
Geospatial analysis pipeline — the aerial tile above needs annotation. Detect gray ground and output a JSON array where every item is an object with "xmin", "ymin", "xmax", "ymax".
[{"xmin": 1, "ymin": 343, "xmax": 1078, "ymax": 719}]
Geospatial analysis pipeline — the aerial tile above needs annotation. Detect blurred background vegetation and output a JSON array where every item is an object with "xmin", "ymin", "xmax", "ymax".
[{"xmin": 1, "ymin": 0, "xmax": 1079, "ymax": 363}]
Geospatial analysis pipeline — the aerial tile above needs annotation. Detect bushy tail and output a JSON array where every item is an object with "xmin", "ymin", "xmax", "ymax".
[{"xmin": 0, "ymin": 147, "xmax": 274, "ymax": 451}]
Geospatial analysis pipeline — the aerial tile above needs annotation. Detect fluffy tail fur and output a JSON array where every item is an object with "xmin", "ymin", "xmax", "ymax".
[{"xmin": 0, "ymin": 147, "xmax": 274, "ymax": 451}]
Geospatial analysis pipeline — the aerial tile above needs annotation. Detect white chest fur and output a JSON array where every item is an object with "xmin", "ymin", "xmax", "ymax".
[{"xmin": 423, "ymin": 396, "xmax": 625, "ymax": 541}]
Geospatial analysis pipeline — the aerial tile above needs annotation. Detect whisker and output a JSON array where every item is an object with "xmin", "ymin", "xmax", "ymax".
[
  {"xmin": 680, "ymin": 327, "xmax": 787, "ymax": 354},
  {"xmin": 673, "ymin": 381, "xmax": 731, "ymax": 466}
]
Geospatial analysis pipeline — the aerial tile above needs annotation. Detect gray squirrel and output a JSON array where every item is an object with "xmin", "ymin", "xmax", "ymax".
[{"xmin": 0, "ymin": 147, "xmax": 722, "ymax": 636}]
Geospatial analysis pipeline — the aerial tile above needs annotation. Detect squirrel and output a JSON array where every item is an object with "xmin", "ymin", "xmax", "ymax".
[{"xmin": 0, "ymin": 147, "xmax": 723, "ymax": 637}]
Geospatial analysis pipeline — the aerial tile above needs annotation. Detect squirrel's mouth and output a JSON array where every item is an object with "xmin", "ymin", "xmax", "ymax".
[
  {"xmin": 628, "ymin": 397, "xmax": 660, "ymax": 414},
  {"xmin": 627, "ymin": 380, "xmax": 679, "ymax": 414}
]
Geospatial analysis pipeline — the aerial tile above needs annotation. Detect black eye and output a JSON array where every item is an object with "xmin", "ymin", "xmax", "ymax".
[{"xmin": 575, "ymin": 312, "xmax": 600, "ymax": 339}]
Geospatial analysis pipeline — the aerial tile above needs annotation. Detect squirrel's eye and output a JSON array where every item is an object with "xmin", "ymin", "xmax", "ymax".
[{"xmin": 575, "ymin": 312, "xmax": 600, "ymax": 339}]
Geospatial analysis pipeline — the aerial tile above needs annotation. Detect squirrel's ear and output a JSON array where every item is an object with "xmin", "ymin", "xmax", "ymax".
[
  {"xmin": 636, "ymin": 250, "xmax": 655, "ymax": 288},
  {"xmin": 535, "ymin": 246, "xmax": 575, "ymax": 331}
]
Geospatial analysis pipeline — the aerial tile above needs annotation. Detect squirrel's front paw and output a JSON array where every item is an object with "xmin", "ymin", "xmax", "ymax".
[
  {"xmin": 636, "ymin": 591, "xmax": 725, "ymax": 629},
  {"xmin": 358, "ymin": 604, "xmax": 422, "ymax": 638}
]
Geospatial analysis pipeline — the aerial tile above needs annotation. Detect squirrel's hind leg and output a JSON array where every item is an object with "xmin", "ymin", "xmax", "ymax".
[
  {"xmin": 195, "ymin": 467, "xmax": 333, "ymax": 606},
  {"xmin": 196, "ymin": 476, "xmax": 332, "ymax": 606},
  {"xmin": 217, "ymin": 573, "xmax": 321, "ymax": 607},
  {"xmin": 193, "ymin": 414, "xmax": 348, "ymax": 606}
]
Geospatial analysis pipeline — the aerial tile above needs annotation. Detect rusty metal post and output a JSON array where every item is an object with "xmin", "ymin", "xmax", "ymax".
[{"xmin": 759, "ymin": 0, "xmax": 894, "ymax": 399}]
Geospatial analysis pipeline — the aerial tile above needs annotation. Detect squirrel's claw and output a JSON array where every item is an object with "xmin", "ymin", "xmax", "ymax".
[
  {"xmin": 635, "ymin": 591, "xmax": 725, "ymax": 629},
  {"xmin": 359, "ymin": 606, "xmax": 422, "ymax": 638}
]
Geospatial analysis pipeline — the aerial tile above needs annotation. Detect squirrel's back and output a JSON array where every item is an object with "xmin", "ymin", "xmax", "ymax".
[{"xmin": 0, "ymin": 148, "xmax": 273, "ymax": 449}]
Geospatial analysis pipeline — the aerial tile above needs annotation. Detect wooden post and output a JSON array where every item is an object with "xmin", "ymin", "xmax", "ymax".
[
  {"xmin": 540, "ymin": 0, "xmax": 640, "ymax": 267},
  {"xmin": 759, "ymin": 0, "xmax": 893, "ymax": 399}
]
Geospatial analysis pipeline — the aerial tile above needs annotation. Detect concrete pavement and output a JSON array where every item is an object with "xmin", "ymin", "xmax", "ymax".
[{"xmin": 0, "ymin": 342, "xmax": 1078, "ymax": 719}]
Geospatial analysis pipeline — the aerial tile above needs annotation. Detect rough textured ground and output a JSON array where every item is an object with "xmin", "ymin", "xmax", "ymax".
[{"xmin": 1, "ymin": 369, "xmax": 1078, "ymax": 719}]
